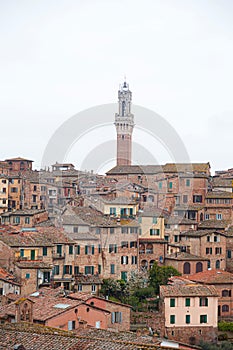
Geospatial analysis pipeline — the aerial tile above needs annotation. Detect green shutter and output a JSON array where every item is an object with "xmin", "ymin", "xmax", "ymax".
[
  {"xmin": 91, "ymin": 266, "xmax": 94, "ymax": 275},
  {"xmin": 186, "ymin": 315, "xmax": 190, "ymax": 324},
  {"xmin": 185, "ymin": 298, "xmax": 190, "ymax": 307},
  {"xmin": 77, "ymin": 245, "xmax": 80, "ymax": 255},
  {"xmin": 98, "ymin": 264, "xmax": 101, "ymax": 274},
  {"xmin": 69, "ymin": 265, "xmax": 72, "ymax": 275},
  {"xmin": 170, "ymin": 315, "xmax": 175, "ymax": 324},
  {"xmin": 92, "ymin": 245, "xmax": 94, "ymax": 255},
  {"xmin": 170, "ymin": 298, "xmax": 175, "ymax": 307},
  {"xmin": 85, "ymin": 246, "xmax": 88, "ymax": 255},
  {"xmin": 43, "ymin": 247, "xmax": 47, "ymax": 256}
]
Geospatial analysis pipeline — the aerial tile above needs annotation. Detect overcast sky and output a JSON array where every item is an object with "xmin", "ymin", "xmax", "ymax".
[{"xmin": 1, "ymin": 0, "xmax": 233, "ymax": 174}]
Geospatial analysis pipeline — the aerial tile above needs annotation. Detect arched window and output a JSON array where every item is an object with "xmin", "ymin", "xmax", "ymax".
[
  {"xmin": 149, "ymin": 260, "xmax": 155, "ymax": 269},
  {"xmin": 196, "ymin": 262, "xmax": 203, "ymax": 273},
  {"xmin": 141, "ymin": 260, "xmax": 148, "ymax": 270},
  {"xmin": 222, "ymin": 305, "xmax": 229, "ymax": 312},
  {"xmin": 183, "ymin": 262, "xmax": 191, "ymax": 274},
  {"xmin": 216, "ymin": 260, "xmax": 220, "ymax": 269},
  {"xmin": 222, "ymin": 290, "xmax": 229, "ymax": 297},
  {"xmin": 146, "ymin": 244, "xmax": 153, "ymax": 254},
  {"xmin": 139, "ymin": 244, "xmax": 145, "ymax": 254}
]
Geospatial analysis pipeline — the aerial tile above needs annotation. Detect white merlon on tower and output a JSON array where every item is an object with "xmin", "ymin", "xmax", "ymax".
[{"xmin": 114, "ymin": 80, "xmax": 135, "ymax": 166}]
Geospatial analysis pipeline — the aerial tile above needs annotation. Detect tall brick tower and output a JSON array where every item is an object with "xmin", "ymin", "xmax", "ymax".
[{"xmin": 115, "ymin": 81, "xmax": 134, "ymax": 166}]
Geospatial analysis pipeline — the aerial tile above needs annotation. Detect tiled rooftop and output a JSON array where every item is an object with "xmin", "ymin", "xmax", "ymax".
[
  {"xmin": 0, "ymin": 225, "xmax": 74, "ymax": 247},
  {"xmin": 188, "ymin": 269, "xmax": 233, "ymax": 284},
  {"xmin": 160, "ymin": 283, "xmax": 218, "ymax": 297}
]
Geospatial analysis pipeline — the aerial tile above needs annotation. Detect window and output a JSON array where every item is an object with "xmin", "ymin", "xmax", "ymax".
[
  {"xmin": 222, "ymin": 305, "xmax": 229, "ymax": 312},
  {"xmin": 205, "ymin": 214, "xmax": 210, "ymax": 220},
  {"xmin": 130, "ymin": 241, "xmax": 137, "ymax": 248},
  {"xmin": 121, "ymin": 227, "xmax": 128, "ymax": 234},
  {"xmin": 110, "ymin": 227, "xmax": 115, "ymax": 234},
  {"xmin": 222, "ymin": 290, "xmax": 230, "ymax": 297},
  {"xmin": 193, "ymin": 195, "xmax": 202, "ymax": 203},
  {"xmin": 207, "ymin": 236, "xmax": 210, "ymax": 242},
  {"xmin": 121, "ymin": 271, "xmax": 127, "ymax": 281},
  {"xmin": 98, "ymin": 264, "xmax": 101, "ymax": 274},
  {"xmin": 25, "ymin": 273, "xmax": 30, "ymax": 279},
  {"xmin": 174, "ymin": 235, "xmax": 179, "ymax": 243},
  {"xmin": 85, "ymin": 245, "xmax": 94, "ymax": 255},
  {"xmin": 92, "ymin": 285, "xmax": 96, "ymax": 293},
  {"xmin": 110, "ymin": 264, "xmax": 115, "ymax": 274},
  {"xmin": 110, "ymin": 207, "xmax": 116, "ymax": 215},
  {"xmin": 170, "ymin": 298, "xmax": 175, "ymax": 307},
  {"xmin": 199, "ymin": 297, "xmax": 208, "ymax": 306},
  {"xmin": 111, "ymin": 312, "xmax": 122, "ymax": 324},
  {"xmin": 76, "ymin": 245, "xmax": 80, "ymax": 255},
  {"xmin": 95, "ymin": 228, "xmax": 101, "ymax": 234},
  {"xmin": 121, "ymin": 256, "xmax": 128, "ymax": 265},
  {"xmin": 77, "ymin": 284, "xmax": 82, "ymax": 291},
  {"xmin": 73, "ymin": 227, "xmax": 78, "ymax": 233},
  {"xmin": 138, "ymin": 217, "xmax": 142, "ymax": 224},
  {"xmin": 200, "ymin": 315, "xmax": 207, "ymax": 323},
  {"xmin": 84, "ymin": 266, "xmax": 94, "ymax": 275},
  {"xmin": 69, "ymin": 245, "xmax": 73, "ymax": 255},
  {"xmin": 206, "ymin": 247, "xmax": 212, "ymax": 255},
  {"xmin": 121, "ymin": 241, "xmax": 128, "ymax": 248},
  {"xmin": 41, "ymin": 186, "xmax": 46, "ymax": 192},
  {"xmin": 169, "ymin": 182, "xmax": 173, "ymax": 189},
  {"xmin": 11, "ymin": 187, "xmax": 18, "ymax": 193},
  {"xmin": 227, "ymin": 250, "xmax": 232, "ymax": 259},
  {"xmin": 57, "ymin": 245, "xmax": 62, "ymax": 255},
  {"xmin": 150, "ymin": 229, "xmax": 160, "ymax": 236},
  {"xmin": 186, "ymin": 179, "xmax": 190, "ymax": 187},
  {"xmin": 214, "ymin": 235, "xmax": 219, "ymax": 242},
  {"xmin": 98, "ymin": 244, "xmax": 101, "ymax": 253},
  {"xmin": 170, "ymin": 315, "xmax": 175, "ymax": 324},
  {"xmin": 216, "ymin": 260, "xmax": 220, "ymax": 269},
  {"xmin": 196, "ymin": 262, "xmax": 203, "ymax": 273},
  {"xmin": 42, "ymin": 247, "xmax": 47, "ymax": 256},
  {"xmin": 53, "ymin": 265, "xmax": 59, "ymax": 275},
  {"xmin": 183, "ymin": 262, "xmax": 190, "ymax": 274},
  {"xmin": 68, "ymin": 320, "xmax": 76, "ymax": 330},
  {"xmin": 109, "ymin": 244, "xmax": 117, "ymax": 253},
  {"xmin": 63, "ymin": 265, "xmax": 72, "ymax": 275},
  {"xmin": 186, "ymin": 315, "xmax": 190, "ymax": 324},
  {"xmin": 13, "ymin": 217, "xmax": 20, "ymax": 224},
  {"xmin": 152, "ymin": 217, "xmax": 157, "ymax": 224},
  {"xmin": 185, "ymin": 298, "xmax": 190, "ymax": 307},
  {"xmin": 74, "ymin": 266, "xmax": 79, "ymax": 275},
  {"xmin": 130, "ymin": 227, "xmax": 138, "ymax": 234},
  {"xmin": 159, "ymin": 182, "xmax": 162, "ymax": 189},
  {"xmin": 131, "ymin": 256, "xmax": 137, "ymax": 264},
  {"xmin": 216, "ymin": 213, "xmax": 222, "ymax": 220},
  {"xmin": 33, "ymin": 185, "xmax": 37, "ymax": 191},
  {"xmin": 183, "ymin": 195, "xmax": 188, "ymax": 203},
  {"xmin": 215, "ymin": 247, "xmax": 222, "ymax": 255},
  {"xmin": 25, "ymin": 217, "xmax": 30, "ymax": 224},
  {"xmin": 20, "ymin": 249, "xmax": 24, "ymax": 257}
]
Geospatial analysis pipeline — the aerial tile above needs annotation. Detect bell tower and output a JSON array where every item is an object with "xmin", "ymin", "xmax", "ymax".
[{"xmin": 115, "ymin": 81, "xmax": 134, "ymax": 166}]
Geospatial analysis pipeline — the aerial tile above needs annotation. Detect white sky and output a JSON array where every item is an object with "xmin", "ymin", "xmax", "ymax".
[{"xmin": 1, "ymin": 0, "xmax": 233, "ymax": 174}]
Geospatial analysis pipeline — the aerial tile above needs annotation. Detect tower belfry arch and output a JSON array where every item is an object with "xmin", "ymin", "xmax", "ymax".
[{"xmin": 114, "ymin": 80, "xmax": 134, "ymax": 166}]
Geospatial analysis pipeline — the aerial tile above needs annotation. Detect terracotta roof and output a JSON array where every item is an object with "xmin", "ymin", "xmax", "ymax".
[
  {"xmin": 1, "ymin": 209, "xmax": 46, "ymax": 217},
  {"xmin": 162, "ymin": 163, "xmax": 210, "ymax": 174},
  {"xmin": 160, "ymin": 283, "xmax": 218, "ymax": 297},
  {"xmin": 0, "ymin": 225, "xmax": 74, "ymax": 247},
  {"xmin": 165, "ymin": 216, "xmax": 197, "ymax": 225},
  {"xmin": 198, "ymin": 220, "xmax": 230, "ymax": 230},
  {"xmin": 206, "ymin": 191, "xmax": 233, "ymax": 198},
  {"xmin": 188, "ymin": 269, "xmax": 233, "ymax": 284},
  {"xmin": 0, "ymin": 267, "xmax": 20, "ymax": 285},
  {"xmin": 212, "ymin": 177, "xmax": 233, "ymax": 188},
  {"xmin": 106, "ymin": 165, "xmax": 163, "ymax": 175},
  {"xmin": 180, "ymin": 229, "xmax": 224, "ymax": 237},
  {"xmin": 73, "ymin": 275, "xmax": 102, "ymax": 285},
  {"xmin": 165, "ymin": 252, "xmax": 208, "ymax": 261},
  {"xmin": 5, "ymin": 157, "xmax": 33, "ymax": 162}
]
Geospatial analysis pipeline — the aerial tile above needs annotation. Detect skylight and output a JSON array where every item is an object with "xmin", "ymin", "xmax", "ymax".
[{"xmin": 53, "ymin": 303, "xmax": 71, "ymax": 309}]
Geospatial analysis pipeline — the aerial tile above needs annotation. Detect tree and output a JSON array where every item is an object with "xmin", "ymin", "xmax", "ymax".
[{"xmin": 149, "ymin": 261, "xmax": 181, "ymax": 294}]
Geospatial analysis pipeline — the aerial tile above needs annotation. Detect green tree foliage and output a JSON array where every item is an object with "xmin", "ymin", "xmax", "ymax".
[
  {"xmin": 219, "ymin": 321, "xmax": 233, "ymax": 332},
  {"xmin": 149, "ymin": 261, "xmax": 181, "ymax": 294}
]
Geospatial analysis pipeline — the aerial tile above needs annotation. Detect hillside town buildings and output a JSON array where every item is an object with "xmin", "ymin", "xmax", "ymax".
[{"xmin": 1, "ymin": 81, "xmax": 233, "ymax": 346}]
